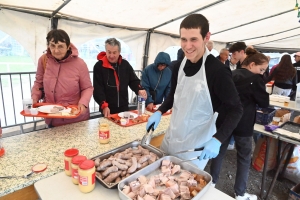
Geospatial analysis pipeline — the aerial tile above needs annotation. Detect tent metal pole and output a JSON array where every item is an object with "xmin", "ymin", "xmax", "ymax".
[
  {"xmin": 228, "ymin": 27, "xmax": 300, "ymax": 43},
  {"xmin": 254, "ymin": 34, "xmax": 300, "ymax": 45},
  {"xmin": 51, "ymin": 0, "xmax": 72, "ymax": 17},
  {"xmin": 143, "ymin": 30, "xmax": 152, "ymax": 69},
  {"xmin": 151, "ymin": 0, "xmax": 226, "ymax": 30},
  {"xmin": 51, "ymin": 17, "xmax": 58, "ymax": 30},
  {"xmin": 0, "ymin": 7, "xmax": 51, "ymax": 18},
  {"xmin": 212, "ymin": 9, "xmax": 294, "ymax": 35}
]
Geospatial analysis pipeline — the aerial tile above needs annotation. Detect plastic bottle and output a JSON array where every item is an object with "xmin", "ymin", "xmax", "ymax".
[
  {"xmin": 137, "ymin": 95, "xmax": 145, "ymax": 116},
  {"xmin": 99, "ymin": 123, "xmax": 110, "ymax": 144},
  {"xmin": 296, "ymin": 83, "xmax": 300, "ymax": 106}
]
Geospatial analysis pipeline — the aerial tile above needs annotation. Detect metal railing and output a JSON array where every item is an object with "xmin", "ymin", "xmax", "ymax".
[{"xmin": 0, "ymin": 70, "xmax": 142, "ymax": 129}]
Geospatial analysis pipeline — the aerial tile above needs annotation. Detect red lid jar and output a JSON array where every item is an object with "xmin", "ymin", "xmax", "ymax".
[
  {"xmin": 64, "ymin": 148, "xmax": 79, "ymax": 176},
  {"xmin": 71, "ymin": 155, "xmax": 87, "ymax": 185},
  {"xmin": 78, "ymin": 160, "xmax": 95, "ymax": 193}
]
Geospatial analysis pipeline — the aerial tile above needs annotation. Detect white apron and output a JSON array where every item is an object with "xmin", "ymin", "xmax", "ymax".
[{"xmin": 161, "ymin": 48, "xmax": 218, "ymax": 170}]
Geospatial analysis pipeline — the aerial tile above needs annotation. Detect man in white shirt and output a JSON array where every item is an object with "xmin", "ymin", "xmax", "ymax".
[{"xmin": 206, "ymin": 40, "xmax": 219, "ymax": 57}]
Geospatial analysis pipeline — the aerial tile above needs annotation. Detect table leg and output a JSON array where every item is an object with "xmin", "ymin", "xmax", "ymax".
[
  {"xmin": 260, "ymin": 136, "xmax": 270, "ymax": 199},
  {"xmin": 265, "ymin": 143, "xmax": 293, "ymax": 200},
  {"xmin": 279, "ymin": 144, "xmax": 295, "ymax": 178}
]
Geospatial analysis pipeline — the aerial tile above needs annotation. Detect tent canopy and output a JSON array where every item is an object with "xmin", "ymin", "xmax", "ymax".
[{"xmin": 0, "ymin": 0, "xmax": 299, "ymax": 67}]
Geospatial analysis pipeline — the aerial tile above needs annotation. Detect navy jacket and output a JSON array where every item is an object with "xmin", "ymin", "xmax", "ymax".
[{"xmin": 141, "ymin": 52, "xmax": 172, "ymax": 106}]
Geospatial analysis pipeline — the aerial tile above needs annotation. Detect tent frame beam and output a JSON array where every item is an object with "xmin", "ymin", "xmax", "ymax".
[
  {"xmin": 228, "ymin": 27, "xmax": 300, "ymax": 43},
  {"xmin": 212, "ymin": 9, "xmax": 294, "ymax": 35}
]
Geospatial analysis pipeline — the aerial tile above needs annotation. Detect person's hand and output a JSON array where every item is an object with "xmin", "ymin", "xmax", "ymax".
[
  {"xmin": 198, "ymin": 137, "xmax": 221, "ymax": 160},
  {"xmin": 146, "ymin": 111, "xmax": 162, "ymax": 130},
  {"xmin": 33, "ymin": 99, "xmax": 38, "ymax": 104},
  {"xmin": 103, "ymin": 107, "xmax": 110, "ymax": 117},
  {"xmin": 146, "ymin": 103, "xmax": 154, "ymax": 111},
  {"xmin": 138, "ymin": 90, "xmax": 147, "ymax": 100},
  {"xmin": 78, "ymin": 103, "xmax": 87, "ymax": 115}
]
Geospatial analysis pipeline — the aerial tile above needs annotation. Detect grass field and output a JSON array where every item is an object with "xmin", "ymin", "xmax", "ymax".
[{"xmin": 0, "ymin": 56, "xmax": 36, "ymax": 72}]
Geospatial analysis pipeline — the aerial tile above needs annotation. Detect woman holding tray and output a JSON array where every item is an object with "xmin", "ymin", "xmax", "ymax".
[{"xmin": 31, "ymin": 29, "xmax": 93, "ymax": 127}]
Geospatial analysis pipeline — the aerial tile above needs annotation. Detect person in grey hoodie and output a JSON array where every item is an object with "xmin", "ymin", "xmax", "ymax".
[{"xmin": 141, "ymin": 52, "xmax": 171, "ymax": 111}]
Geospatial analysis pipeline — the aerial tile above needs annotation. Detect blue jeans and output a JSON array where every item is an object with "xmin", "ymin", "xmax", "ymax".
[{"xmin": 210, "ymin": 135, "xmax": 252, "ymax": 196}]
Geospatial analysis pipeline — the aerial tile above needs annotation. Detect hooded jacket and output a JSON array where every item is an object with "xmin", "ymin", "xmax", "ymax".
[
  {"xmin": 93, "ymin": 52, "xmax": 142, "ymax": 114},
  {"xmin": 31, "ymin": 43, "xmax": 93, "ymax": 126},
  {"xmin": 232, "ymin": 69, "xmax": 269, "ymax": 137},
  {"xmin": 141, "ymin": 52, "xmax": 171, "ymax": 106}
]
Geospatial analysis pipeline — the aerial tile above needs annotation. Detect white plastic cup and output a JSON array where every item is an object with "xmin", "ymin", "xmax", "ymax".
[
  {"xmin": 123, "ymin": 112, "xmax": 130, "ymax": 124},
  {"xmin": 120, "ymin": 118, "xmax": 127, "ymax": 126},
  {"xmin": 23, "ymin": 99, "xmax": 33, "ymax": 114},
  {"xmin": 30, "ymin": 108, "xmax": 38, "ymax": 115}
]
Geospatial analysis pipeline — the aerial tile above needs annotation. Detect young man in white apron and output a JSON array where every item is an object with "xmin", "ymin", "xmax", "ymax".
[{"xmin": 146, "ymin": 14, "xmax": 243, "ymax": 174}]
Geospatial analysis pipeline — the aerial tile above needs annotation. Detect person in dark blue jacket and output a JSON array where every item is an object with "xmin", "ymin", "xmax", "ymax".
[{"xmin": 142, "ymin": 52, "xmax": 171, "ymax": 111}]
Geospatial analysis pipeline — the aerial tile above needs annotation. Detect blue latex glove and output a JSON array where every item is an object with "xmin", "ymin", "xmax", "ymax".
[
  {"xmin": 146, "ymin": 111, "xmax": 162, "ymax": 130},
  {"xmin": 199, "ymin": 137, "xmax": 221, "ymax": 160}
]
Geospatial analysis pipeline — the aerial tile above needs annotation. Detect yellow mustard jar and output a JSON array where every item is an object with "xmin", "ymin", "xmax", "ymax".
[
  {"xmin": 64, "ymin": 148, "xmax": 79, "ymax": 176},
  {"xmin": 71, "ymin": 155, "xmax": 87, "ymax": 184},
  {"xmin": 99, "ymin": 123, "xmax": 110, "ymax": 144},
  {"xmin": 78, "ymin": 160, "xmax": 95, "ymax": 193}
]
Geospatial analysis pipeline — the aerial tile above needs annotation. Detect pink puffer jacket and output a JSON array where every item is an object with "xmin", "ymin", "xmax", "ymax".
[{"xmin": 31, "ymin": 43, "xmax": 93, "ymax": 126}]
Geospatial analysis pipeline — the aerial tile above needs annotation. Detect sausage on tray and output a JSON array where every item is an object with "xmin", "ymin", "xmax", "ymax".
[
  {"xmin": 128, "ymin": 157, "xmax": 138, "ymax": 174},
  {"xmin": 102, "ymin": 166, "xmax": 118, "ymax": 177},
  {"xmin": 98, "ymin": 160, "xmax": 112, "ymax": 171},
  {"xmin": 112, "ymin": 160, "xmax": 128, "ymax": 170},
  {"xmin": 104, "ymin": 171, "xmax": 122, "ymax": 183}
]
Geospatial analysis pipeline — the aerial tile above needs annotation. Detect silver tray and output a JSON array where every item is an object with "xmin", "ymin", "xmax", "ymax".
[
  {"xmin": 91, "ymin": 140, "xmax": 165, "ymax": 189},
  {"xmin": 118, "ymin": 155, "xmax": 212, "ymax": 200}
]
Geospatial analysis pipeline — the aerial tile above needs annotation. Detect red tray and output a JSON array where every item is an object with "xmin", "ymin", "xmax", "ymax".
[
  {"xmin": 147, "ymin": 106, "xmax": 172, "ymax": 116},
  {"xmin": 20, "ymin": 103, "xmax": 80, "ymax": 119},
  {"xmin": 107, "ymin": 110, "xmax": 149, "ymax": 127}
]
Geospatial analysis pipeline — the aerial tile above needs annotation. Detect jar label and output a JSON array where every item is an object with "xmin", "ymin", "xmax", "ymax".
[
  {"xmin": 99, "ymin": 130, "xmax": 110, "ymax": 140},
  {"xmin": 72, "ymin": 168, "xmax": 78, "ymax": 179},
  {"xmin": 64, "ymin": 160, "xmax": 69, "ymax": 170},
  {"xmin": 92, "ymin": 172, "xmax": 95, "ymax": 184},
  {"xmin": 79, "ymin": 175, "xmax": 88, "ymax": 186}
]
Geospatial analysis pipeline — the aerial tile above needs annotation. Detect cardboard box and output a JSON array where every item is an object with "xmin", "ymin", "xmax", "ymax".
[{"xmin": 289, "ymin": 184, "xmax": 300, "ymax": 200}]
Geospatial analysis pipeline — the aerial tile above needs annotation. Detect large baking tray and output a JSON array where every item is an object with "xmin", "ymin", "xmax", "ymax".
[
  {"xmin": 91, "ymin": 140, "xmax": 165, "ymax": 189},
  {"xmin": 118, "ymin": 155, "xmax": 212, "ymax": 200},
  {"xmin": 273, "ymin": 121, "xmax": 300, "ymax": 141}
]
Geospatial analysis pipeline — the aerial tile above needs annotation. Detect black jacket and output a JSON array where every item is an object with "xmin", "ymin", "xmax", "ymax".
[
  {"xmin": 232, "ymin": 69, "xmax": 269, "ymax": 137},
  {"xmin": 93, "ymin": 52, "xmax": 142, "ymax": 114},
  {"xmin": 293, "ymin": 61, "xmax": 300, "ymax": 83}
]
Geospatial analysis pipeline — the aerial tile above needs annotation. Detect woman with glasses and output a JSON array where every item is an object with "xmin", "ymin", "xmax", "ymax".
[
  {"xmin": 93, "ymin": 38, "xmax": 147, "ymax": 117},
  {"xmin": 31, "ymin": 29, "xmax": 93, "ymax": 127}
]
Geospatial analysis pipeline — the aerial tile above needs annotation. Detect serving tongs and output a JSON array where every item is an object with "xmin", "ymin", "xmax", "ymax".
[
  {"xmin": 173, "ymin": 147, "xmax": 205, "ymax": 163},
  {"xmin": 141, "ymin": 122, "xmax": 155, "ymax": 146}
]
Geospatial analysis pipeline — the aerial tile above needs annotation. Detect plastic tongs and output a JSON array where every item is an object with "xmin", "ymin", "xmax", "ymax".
[
  {"xmin": 141, "ymin": 122, "xmax": 155, "ymax": 146},
  {"xmin": 174, "ymin": 147, "xmax": 205, "ymax": 163}
]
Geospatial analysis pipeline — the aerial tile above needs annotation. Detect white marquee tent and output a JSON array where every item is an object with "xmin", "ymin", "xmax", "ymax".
[{"xmin": 0, "ymin": 0, "xmax": 299, "ymax": 69}]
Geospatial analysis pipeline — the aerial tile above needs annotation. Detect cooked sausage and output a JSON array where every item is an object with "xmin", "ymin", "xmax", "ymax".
[
  {"xmin": 124, "ymin": 160, "xmax": 132, "ymax": 167},
  {"xmin": 128, "ymin": 157, "xmax": 138, "ymax": 174},
  {"xmin": 132, "ymin": 149, "xmax": 142, "ymax": 154},
  {"xmin": 98, "ymin": 160, "xmax": 112, "ymax": 171},
  {"xmin": 121, "ymin": 170, "xmax": 127, "ymax": 177},
  {"xmin": 112, "ymin": 160, "xmax": 128, "ymax": 170},
  {"xmin": 138, "ymin": 161, "xmax": 149, "ymax": 169},
  {"xmin": 104, "ymin": 171, "xmax": 122, "ymax": 183},
  {"xmin": 141, "ymin": 149, "xmax": 150, "ymax": 155},
  {"xmin": 115, "ymin": 158, "xmax": 126, "ymax": 164},
  {"xmin": 96, "ymin": 172, "xmax": 102, "ymax": 179},
  {"xmin": 122, "ymin": 153, "xmax": 133, "ymax": 160},
  {"xmin": 102, "ymin": 166, "xmax": 118, "ymax": 177},
  {"xmin": 115, "ymin": 176, "xmax": 122, "ymax": 183},
  {"xmin": 94, "ymin": 158, "xmax": 101, "ymax": 167},
  {"xmin": 96, "ymin": 166, "xmax": 107, "ymax": 172},
  {"xmin": 138, "ymin": 155, "xmax": 150, "ymax": 164}
]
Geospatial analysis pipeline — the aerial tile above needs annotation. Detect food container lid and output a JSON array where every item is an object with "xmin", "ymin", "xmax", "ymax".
[
  {"xmin": 72, "ymin": 155, "xmax": 87, "ymax": 164},
  {"xmin": 64, "ymin": 148, "xmax": 79, "ymax": 157},
  {"xmin": 79, "ymin": 160, "xmax": 95, "ymax": 170}
]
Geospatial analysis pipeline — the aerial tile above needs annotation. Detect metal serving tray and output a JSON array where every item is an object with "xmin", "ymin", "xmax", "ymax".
[
  {"xmin": 91, "ymin": 140, "xmax": 165, "ymax": 189},
  {"xmin": 118, "ymin": 155, "xmax": 212, "ymax": 200},
  {"xmin": 273, "ymin": 121, "xmax": 300, "ymax": 141}
]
